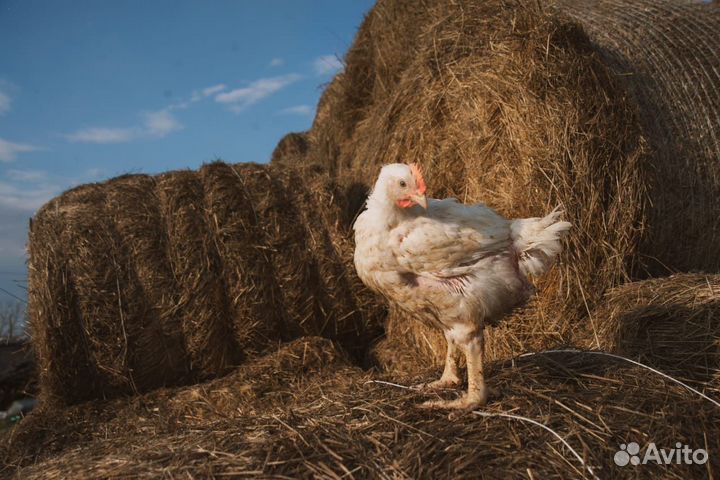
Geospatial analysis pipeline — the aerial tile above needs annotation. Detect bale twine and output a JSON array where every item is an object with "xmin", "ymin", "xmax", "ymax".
[
  {"xmin": 556, "ymin": 0, "xmax": 720, "ymax": 276},
  {"xmin": 300, "ymin": 0, "xmax": 649, "ymax": 368},
  {"xmin": 28, "ymin": 163, "xmax": 383, "ymax": 405}
]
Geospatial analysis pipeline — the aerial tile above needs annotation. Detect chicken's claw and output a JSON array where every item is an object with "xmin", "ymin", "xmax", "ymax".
[
  {"xmin": 413, "ymin": 376, "xmax": 462, "ymax": 392},
  {"xmin": 419, "ymin": 393, "xmax": 487, "ymax": 411}
]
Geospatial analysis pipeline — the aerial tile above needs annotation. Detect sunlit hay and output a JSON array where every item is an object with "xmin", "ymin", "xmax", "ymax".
[{"xmin": 27, "ymin": 162, "xmax": 382, "ymax": 405}]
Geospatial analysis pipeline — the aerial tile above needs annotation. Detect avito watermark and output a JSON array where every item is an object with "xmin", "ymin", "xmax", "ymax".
[{"xmin": 614, "ymin": 441, "xmax": 708, "ymax": 467}]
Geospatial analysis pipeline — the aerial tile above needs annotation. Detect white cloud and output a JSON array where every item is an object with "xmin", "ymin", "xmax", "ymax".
[
  {"xmin": 201, "ymin": 84, "xmax": 226, "ymax": 97},
  {"xmin": 143, "ymin": 110, "xmax": 183, "ymax": 137},
  {"xmin": 65, "ymin": 109, "xmax": 182, "ymax": 143},
  {"xmin": 0, "ymin": 138, "xmax": 42, "ymax": 162},
  {"xmin": 64, "ymin": 127, "xmax": 136, "ymax": 144},
  {"xmin": 189, "ymin": 83, "xmax": 227, "ymax": 103},
  {"xmin": 0, "ymin": 91, "xmax": 10, "ymax": 116},
  {"xmin": 5, "ymin": 169, "xmax": 48, "ymax": 182},
  {"xmin": 0, "ymin": 181, "xmax": 60, "ymax": 213},
  {"xmin": 215, "ymin": 74, "xmax": 302, "ymax": 112},
  {"xmin": 279, "ymin": 105, "xmax": 313, "ymax": 116},
  {"xmin": 313, "ymin": 55, "xmax": 343, "ymax": 75},
  {"xmin": 269, "ymin": 58, "xmax": 285, "ymax": 67},
  {"xmin": 0, "ymin": 180, "xmax": 62, "ymax": 262}
]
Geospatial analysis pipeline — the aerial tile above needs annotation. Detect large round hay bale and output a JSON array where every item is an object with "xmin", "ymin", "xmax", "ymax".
[
  {"xmin": 28, "ymin": 163, "xmax": 383, "ymax": 405},
  {"xmin": 557, "ymin": 0, "xmax": 720, "ymax": 276},
  {"xmin": 293, "ymin": 0, "xmax": 720, "ymax": 369}
]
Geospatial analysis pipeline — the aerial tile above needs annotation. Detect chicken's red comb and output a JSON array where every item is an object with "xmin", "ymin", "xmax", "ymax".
[{"xmin": 409, "ymin": 163, "xmax": 426, "ymax": 194}]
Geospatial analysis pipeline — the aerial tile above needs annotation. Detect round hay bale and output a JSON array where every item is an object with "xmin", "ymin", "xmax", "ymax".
[
  {"xmin": 305, "ymin": 0, "xmax": 649, "ymax": 368},
  {"xmin": 591, "ymin": 274, "xmax": 720, "ymax": 382},
  {"xmin": 557, "ymin": 0, "xmax": 720, "ymax": 276},
  {"xmin": 28, "ymin": 163, "xmax": 383, "ymax": 405}
]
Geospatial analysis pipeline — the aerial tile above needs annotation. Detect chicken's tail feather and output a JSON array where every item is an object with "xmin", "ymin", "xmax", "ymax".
[{"xmin": 510, "ymin": 207, "xmax": 571, "ymax": 277}]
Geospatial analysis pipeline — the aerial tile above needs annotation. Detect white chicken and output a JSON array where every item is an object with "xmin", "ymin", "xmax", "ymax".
[{"xmin": 354, "ymin": 164, "xmax": 571, "ymax": 410}]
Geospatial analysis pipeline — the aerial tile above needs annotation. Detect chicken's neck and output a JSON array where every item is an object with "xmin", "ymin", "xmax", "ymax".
[{"xmin": 365, "ymin": 191, "xmax": 415, "ymax": 229}]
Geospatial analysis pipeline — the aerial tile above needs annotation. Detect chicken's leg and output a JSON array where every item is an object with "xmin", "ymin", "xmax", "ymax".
[
  {"xmin": 464, "ymin": 331, "xmax": 488, "ymax": 407},
  {"xmin": 421, "ymin": 330, "xmax": 488, "ymax": 410},
  {"xmin": 415, "ymin": 332, "xmax": 461, "ymax": 391}
]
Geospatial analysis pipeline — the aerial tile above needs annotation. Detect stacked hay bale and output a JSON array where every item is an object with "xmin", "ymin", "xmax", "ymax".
[
  {"xmin": 28, "ymin": 163, "xmax": 384, "ymax": 405},
  {"xmin": 26, "ymin": 0, "xmax": 720, "ymax": 402}
]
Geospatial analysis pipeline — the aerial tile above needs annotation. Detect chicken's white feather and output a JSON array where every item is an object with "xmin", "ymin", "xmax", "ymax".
[
  {"xmin": 353, "ymin": 164, "xmax": 571, "ymax": 409},
  {"xmin": 510, "ymin": 207, "xmax": 572, "ymax": 277}
]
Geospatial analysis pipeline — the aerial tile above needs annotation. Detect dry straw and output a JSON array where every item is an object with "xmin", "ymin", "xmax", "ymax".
[{"xmin": 3, "ymin": 337, "xmax": 718, "ymax": 478}]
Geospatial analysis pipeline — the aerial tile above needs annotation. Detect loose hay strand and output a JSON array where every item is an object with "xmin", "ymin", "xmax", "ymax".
[
  {"xmin": 364, "ymin": 379, "xmax": 420, "ymax": 391},
  {"xmin": 368, "ymin": 379, "xmax": 599, "ymax": 480},
  {"xmin": 519, "ymin": 349, "xmax": 720, "ymax": 409},
  {"xmin": 470, "ymin": 410, "xmax": 600, "ymax": 480}
]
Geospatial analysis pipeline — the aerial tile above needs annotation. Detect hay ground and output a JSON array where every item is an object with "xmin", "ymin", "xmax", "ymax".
[{"xmin": 2, "ymin": 337, "xmax": 719, "ymax": 479}]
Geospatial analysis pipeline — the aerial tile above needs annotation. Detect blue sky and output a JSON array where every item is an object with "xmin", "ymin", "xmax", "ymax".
[{"xmin": 0, "ymin": 0, "xmax": 374, "ymax": 302}]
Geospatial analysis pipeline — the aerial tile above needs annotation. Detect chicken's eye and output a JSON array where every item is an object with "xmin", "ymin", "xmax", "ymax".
[{"xmin": 399, "ymin": 180, "xmax": 407, "ymax": 188}]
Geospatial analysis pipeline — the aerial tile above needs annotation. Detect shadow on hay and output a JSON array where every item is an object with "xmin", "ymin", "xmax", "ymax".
[{"xmin": 607, "ymin": 304, "xmax": 720, "ymax": 382}]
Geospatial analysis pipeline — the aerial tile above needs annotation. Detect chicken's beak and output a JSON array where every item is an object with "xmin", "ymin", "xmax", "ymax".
[{"xmin": 411, "ymin": 193, "xmax": 428, "ymax": 210}]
